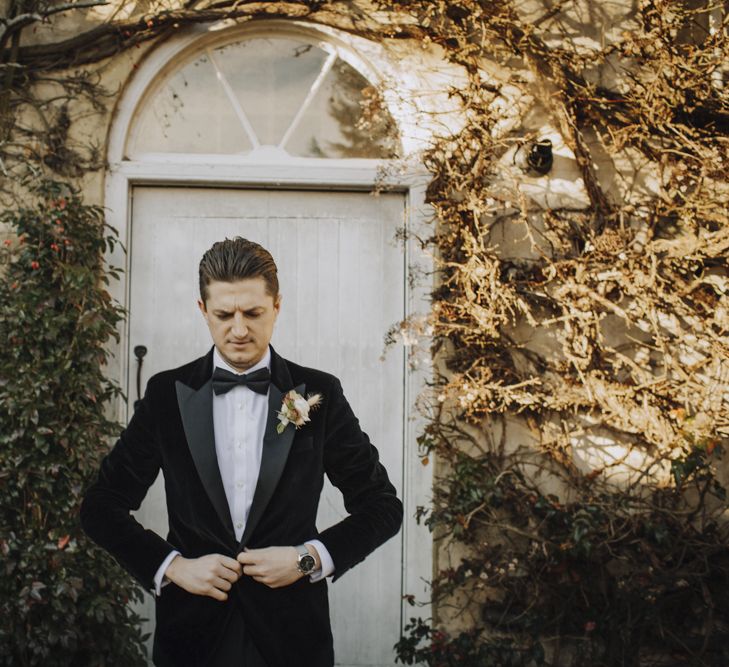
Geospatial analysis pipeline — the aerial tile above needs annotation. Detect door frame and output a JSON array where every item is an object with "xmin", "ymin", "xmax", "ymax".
[{"xmin": 104, "ymin": 19, "xmax": 434, "ymax": 646}]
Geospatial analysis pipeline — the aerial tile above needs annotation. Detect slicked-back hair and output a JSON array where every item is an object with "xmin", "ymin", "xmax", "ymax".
[{"xmin": 198, "ymin": 237, "xmax": 279, "ymax": 304}]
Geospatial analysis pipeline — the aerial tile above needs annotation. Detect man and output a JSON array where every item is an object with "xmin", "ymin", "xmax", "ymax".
[{"xmin": 80, "ymin": 237, "xmax": 403, "ymax": 666}]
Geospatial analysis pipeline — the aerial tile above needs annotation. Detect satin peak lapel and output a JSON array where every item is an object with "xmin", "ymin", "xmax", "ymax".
[
  {"xmin": 175, "ymin": 379, "xmax": 235, "ymax": 540},
  {"xmin": 240, "ymin": 380, "xmax": 305, "ymax": 547}
]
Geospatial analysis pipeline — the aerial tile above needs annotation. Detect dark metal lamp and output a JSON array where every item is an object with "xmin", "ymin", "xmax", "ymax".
[{"xmin": 514, "ymin": 138, "xmax": 553, "ymax": 176}]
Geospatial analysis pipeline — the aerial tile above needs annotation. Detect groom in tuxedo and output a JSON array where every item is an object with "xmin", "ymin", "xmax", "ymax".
[{"xmin": 80, "ymin": 237, "xmax": 403, "ymax": 666}]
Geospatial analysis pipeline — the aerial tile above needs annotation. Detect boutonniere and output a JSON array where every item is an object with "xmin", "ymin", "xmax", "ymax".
[{"xmin": 276, "ymin": 390, "xmax": 323, "ymax": 434}]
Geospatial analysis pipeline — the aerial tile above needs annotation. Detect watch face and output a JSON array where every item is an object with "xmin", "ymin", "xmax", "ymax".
[{"xmin": 299, "ymin": 554, "xmax": 316, "ymax": 573}]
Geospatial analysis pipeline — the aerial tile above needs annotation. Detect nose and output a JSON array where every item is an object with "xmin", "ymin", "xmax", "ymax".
[{"xmin": 231, "ymin": 312, "xmax": 248, "ymax": 339}]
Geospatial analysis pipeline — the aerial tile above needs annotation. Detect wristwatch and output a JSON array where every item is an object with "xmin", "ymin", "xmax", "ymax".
[{"xmin": 295, "ymin": 544, "xmax": 317, "ymax": 575}]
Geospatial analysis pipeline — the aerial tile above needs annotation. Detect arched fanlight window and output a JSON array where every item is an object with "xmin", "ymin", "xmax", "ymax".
[{"xmin": 127, "ymin": 35, "xmax": 400, "ymax": 159}]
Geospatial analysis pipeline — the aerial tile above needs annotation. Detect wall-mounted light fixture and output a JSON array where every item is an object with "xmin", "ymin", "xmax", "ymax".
[{"xmin": 514, "ymin": 138, "xmax": 553, "ymax": 176}]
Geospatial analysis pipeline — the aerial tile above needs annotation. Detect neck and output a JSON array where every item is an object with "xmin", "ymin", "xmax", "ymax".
[{"xmin": 214, "ymin": 345, "xmax": 269, "ymax": 374}]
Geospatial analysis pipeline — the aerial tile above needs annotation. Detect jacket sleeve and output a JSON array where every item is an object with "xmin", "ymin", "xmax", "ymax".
[
  {"xmin": 79, "ymin": 376, "xmax": 175, "ymax": 592},
  {"xmin": 316, "ymin": 377, "xmax": 403, "ymax": 581}
]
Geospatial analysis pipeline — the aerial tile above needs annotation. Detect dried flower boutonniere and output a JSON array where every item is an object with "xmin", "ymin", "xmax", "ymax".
[{"xmin": 276, "ymin": 390, "xmax": 323, "ymax": 434}]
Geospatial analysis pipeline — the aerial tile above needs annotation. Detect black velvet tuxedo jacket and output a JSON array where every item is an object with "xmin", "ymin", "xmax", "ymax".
[{"xmin": 80, "ymin": 344, "xmax": 403, "ymax": 667}]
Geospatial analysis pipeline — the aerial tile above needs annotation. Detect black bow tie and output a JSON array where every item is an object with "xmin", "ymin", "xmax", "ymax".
[{"xmin": 212, "ymin": 366, "xmax": 271, "ymax": 396}]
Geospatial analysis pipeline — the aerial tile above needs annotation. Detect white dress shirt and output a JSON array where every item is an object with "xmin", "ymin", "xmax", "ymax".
[{"xmin": 153, "ymin": 346, "xmax": 334, "ymax": 594}]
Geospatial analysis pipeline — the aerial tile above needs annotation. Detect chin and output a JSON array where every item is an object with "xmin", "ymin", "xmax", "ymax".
[{"xmin": 224, "ymin": 346, "xmax": 258, "ymax": 368}]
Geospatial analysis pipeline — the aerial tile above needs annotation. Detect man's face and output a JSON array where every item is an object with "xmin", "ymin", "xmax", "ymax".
[{"xmin": 198, "ymin": 277, "xmax": 281, "ymax": 372}]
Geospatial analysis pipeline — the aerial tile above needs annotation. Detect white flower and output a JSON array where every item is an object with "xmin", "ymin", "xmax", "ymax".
[{"xmin": 276, "ymin": 390, "xmax": 323, "ymax": 434}]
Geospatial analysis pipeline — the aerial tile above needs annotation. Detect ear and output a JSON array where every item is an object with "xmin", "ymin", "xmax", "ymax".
[
  {"xmin": 273, "ymin": 293, "xmax": 282, "ymax": 317},
  {"xmin": 197, "ymin": 299, "xmax": 208, "ymax": 319}
]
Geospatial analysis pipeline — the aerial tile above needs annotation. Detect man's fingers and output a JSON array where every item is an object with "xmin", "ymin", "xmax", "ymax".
[
  {"xmin": 215, "ymin": 563, "xmax": 241, "ymax": 582},
  {"xmin": 220, "ymin": 555, "xmax": 243, "ymax": 574},
  {"xmin": 242, "ymin": 563, "xmax": 262, "ymax": 577},
  {"xmin": 213, "ymin": 576, "xmax": 232, "ymax": 592},
  {"xmin": 217, "ymin": 570, "xmax": 239, "ymax": 584},
  {"xmin": 236, "ymin": 549, "xmax": 257, "ymax": 565},
  {"xmin": 168, "ymin": 554, "xmax": 246, "ymax": 600},
  {"xmin": 177, "ymin": 548, "xmax": 299, "ymax": 594}
]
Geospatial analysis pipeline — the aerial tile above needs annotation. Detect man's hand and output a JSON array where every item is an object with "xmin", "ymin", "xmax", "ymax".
[
  {"xmin": 237, "ymin": 545, "xmax": 320, "ymax": 588},
  {"xmin": 164, "ymin": 553, "xmax": 242, "ymax": 601}
]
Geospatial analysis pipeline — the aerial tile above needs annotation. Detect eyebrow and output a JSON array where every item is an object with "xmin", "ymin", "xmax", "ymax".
[{"xmin": 213, "ymin": 307, "xmax": 264, "ymax": 315}]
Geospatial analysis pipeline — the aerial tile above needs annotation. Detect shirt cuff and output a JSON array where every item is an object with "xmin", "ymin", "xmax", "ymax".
[
  {"xmin": 305, "ymin": 539, "xmax": 334, "ymax": 582},
  {"xmin": 153, "ymin": 550, "xmax": 181, "ymax": 596}
]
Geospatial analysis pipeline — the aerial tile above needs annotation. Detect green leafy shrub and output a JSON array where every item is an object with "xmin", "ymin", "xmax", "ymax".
[{"xmin": 0, "ymin": 181, "xmax": 147, "ymax": 666}]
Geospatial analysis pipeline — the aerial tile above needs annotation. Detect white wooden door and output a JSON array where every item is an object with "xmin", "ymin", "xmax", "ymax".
[{"xmin": 128, "ymin": 186, "xmax": 406, "ymax": 667}]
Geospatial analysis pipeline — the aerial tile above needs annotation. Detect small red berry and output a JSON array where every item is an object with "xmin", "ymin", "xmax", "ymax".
[
  {"xmin": 31, "ymin": 261, "xmax": 40, "ymax": 270},
  {"xmin": 50, "ymin": 243, "xmax": 59, "ymax": 252}
]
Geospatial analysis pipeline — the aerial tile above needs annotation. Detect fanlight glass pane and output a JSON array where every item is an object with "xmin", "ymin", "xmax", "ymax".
[
  {"xmin": 127, "ymin": 36, "xmax": 399, "ymax": 159},
  {"xmin": 129, "ymin": 55, "xmax": 252, "ymax": 155},
  {"xmin": 285, "ymin": 59, "xmax": 399, "ymax": 159},
  {"xmin": 212, "ymin": 38, "xmax": 328, "ymax": 147}
]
